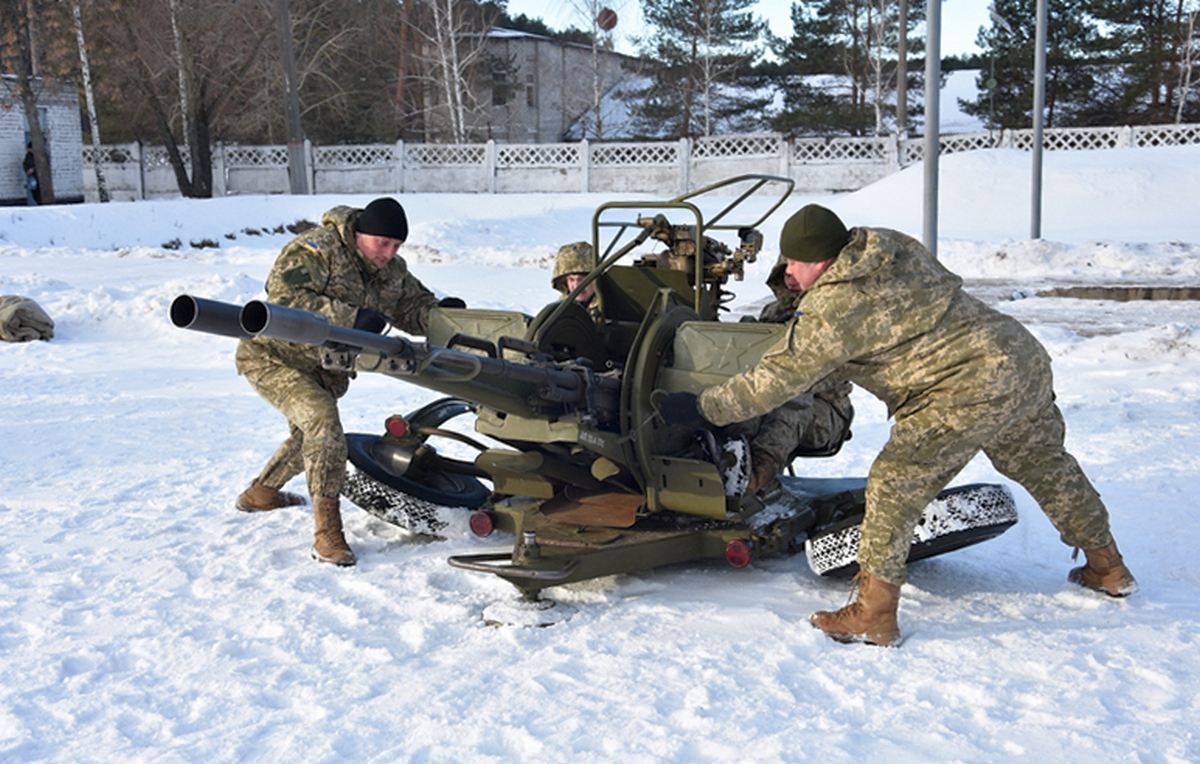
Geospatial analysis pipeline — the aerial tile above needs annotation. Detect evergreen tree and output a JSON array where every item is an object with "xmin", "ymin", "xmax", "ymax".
[
  {"xmin": 627, "ymin": 0, "xmax": 771, "ymax": 138},
  {"xmin": 959, "ymin": 0, "xmax": 1104, "ymax": 128},
  {"xmin": 1084, "ymin": 0, "xmax": 1200, "ymax": 123},
  {"xmin": 771, "ymin": 0, "xmax": 925, "ymax": 136}
]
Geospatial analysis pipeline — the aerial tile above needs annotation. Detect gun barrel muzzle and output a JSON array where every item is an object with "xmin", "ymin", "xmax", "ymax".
[{"xmin": 169, "ymin": 295, "xmax": 250, "ymax": 339}]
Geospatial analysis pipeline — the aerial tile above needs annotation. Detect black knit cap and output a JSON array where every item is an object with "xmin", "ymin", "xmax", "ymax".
[
  {"xmin": 355, "ymin": 197, "xmax": 409, "ymax": 241},
  {"xmin": 779, "ymin": 204, "xmax": 850, "ymax": 262}
]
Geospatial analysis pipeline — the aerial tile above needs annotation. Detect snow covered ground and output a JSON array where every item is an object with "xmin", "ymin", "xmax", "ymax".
[{"xmin": 2, "ymin": 147, "xmax": 1199, "ymax": 761}]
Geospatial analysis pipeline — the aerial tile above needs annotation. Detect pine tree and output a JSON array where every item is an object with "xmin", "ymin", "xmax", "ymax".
[
  {"xmin": 959, "ymin": 0, "xmax": 1104, "ymax": 128},
  {"xmin": 627, "ymin": 0, "xmax": 770, "ymax": 138},
  {"xmin": 771, "ymin": 0, "xmax": 925, "ymax": 136}
]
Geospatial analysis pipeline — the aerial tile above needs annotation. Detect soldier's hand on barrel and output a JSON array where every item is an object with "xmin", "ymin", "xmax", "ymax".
[{"xmin": 354, "ymin": 307, "xmax": 388, "ymax": 334}]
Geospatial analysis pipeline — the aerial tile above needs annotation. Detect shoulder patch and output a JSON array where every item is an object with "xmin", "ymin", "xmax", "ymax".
[
  {"xmin": 282, "ymin": 265, "xmax": 312, "ymax": 286},
  {"xmin": 300, "ymin": 239, "xmax": 321, "ymax": 254}
]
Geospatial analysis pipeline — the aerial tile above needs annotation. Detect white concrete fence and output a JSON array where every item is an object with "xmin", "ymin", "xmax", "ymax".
[{"xmin": 81, "ymin": 122, "xmax": 1200, "ymax": 202}]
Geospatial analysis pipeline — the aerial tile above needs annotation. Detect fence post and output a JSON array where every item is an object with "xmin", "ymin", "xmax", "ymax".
[
  {"xmin": 304, "ymin": 139, "xmax": 316, "ymax": 194},
  {"xmin": 213, "ymin": 141, "xmax": 227, "ymax": 196},
  {"xmin": 485, "ymin": 139, "xmax": 497, "ymax": 193},
  {"xmin": 395, "ymin": 140, "xmax": 405, "ymax": 193},
  {"xmin": 580, "ymin": 138, "xmax": 590, "ymax": 193},
  {"xmin": 135, "ymin": 140, "xmax": 146, "ymax": 200},
  {"xmin": 1119, "ymin": 125, "xmax": 1135, "ymax": 147},
  {"xmin": 678, "ymin": 137, "xmax": 691, "ymax": 195},
  {"xmin": 777, "ymin": 133, "xmax": 789, "ymax": 177},
  {"xmin": 887, "ymin": 133, "xmax": 901, "ymax": 172}
]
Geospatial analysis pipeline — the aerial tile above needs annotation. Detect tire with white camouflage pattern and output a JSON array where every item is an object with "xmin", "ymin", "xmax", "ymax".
[
  {"xmin": 804, "ymin": 483, "xmax": 1018, "ymax": 577},
  {"xmin": 342, "ymin": 433, "xmax": 490, "ymax": 538}
]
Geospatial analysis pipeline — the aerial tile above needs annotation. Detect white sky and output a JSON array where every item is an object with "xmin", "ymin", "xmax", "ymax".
[{"xmin": 505, "ymin": 0, "xmax": 991, "ymax": 57}]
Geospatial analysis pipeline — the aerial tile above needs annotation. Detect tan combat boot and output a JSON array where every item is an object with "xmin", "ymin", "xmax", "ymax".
[
  {"xmin": 235, "ymin": 480, "xmax": 307, "ymax": 513},
  {"xmin": 1069, "ymin": 541, "xmax": 1137, "ymax": 597},
  {"xmin": 810, "ymin": 570, "xmax": 902, "ymax": 647},
  {"xmin": 312, "ymin": 496, "xmax": 356, "ymax": 567}
]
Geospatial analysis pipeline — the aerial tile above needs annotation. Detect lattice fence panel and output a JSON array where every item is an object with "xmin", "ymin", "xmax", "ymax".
[
  {"xmin": 225, "ymin": 145, "xmax": 287, "ymax": 167},
  {"xmin": 142, "ymin": 146, "xmax": 190, "ymax": 168},
  {"xmin": 83, "ymin": 145, "xmax": 138, "ymax": 165},
  {"xmin": 1009, "ymin": 127, "xmax": 1124, "ymax": 151},
  {"xmin": 900, "ymin": 139, "xmax": 924, "ymax": 165},
  {"xmin": 406, "ymin": 144, "xmax": 486, "ymax": 166},
  {"xmin": 496, "ymin": 143, "xmax": 579, "ymax": 167},
  {"xmin": 314, "ymin": 144, "xmax": 395, "ymax": 167},
  {"xmin": 592, "ymin": 141, "xmax": 678, "ymax": 166},
  {"xmin": 1134, "ymin": 123, "xmax": 1200, "ymax": 147},
  {"xmin": 693, "ymin": 133, "xmax": 781, "ymax": 159},
  {"xmin": 939, "ymin": 132, "xmax": 1001, "ymax": 154},
  {"xmin": 792, "ymin": 137, "xmax": 889, "ymax": 163}
]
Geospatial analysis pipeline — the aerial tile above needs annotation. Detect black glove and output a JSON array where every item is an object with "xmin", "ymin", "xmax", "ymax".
[
  {"xmin": 437, "ymin": 297, "xmax": 466, "ymax": 309},
  {"xmin": 655, "ymin": 392, "xmax": 706, "ymax": 428},
  {"xmin": 353, "ymin": 307, "xmax": 388, "ymax": 334}
]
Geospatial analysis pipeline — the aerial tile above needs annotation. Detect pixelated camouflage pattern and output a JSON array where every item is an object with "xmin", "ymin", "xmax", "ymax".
[
  {"xmin": 700, "ymin": 228, "xmax": 1113, "ymax": 583},
  {"xmin": 551, "ymin": 241, "xmax": 595, "ymax": 291},
  {"xmin": 242, "ymin": 361, "xmax": 347, "ymax": 499},
  {"xmin": 236, "ymin": 205, "xmax": 439, "ymax": 498},
  {"xmin": 725, "ymin": 255, "xmax": 853, "ymax": 467}
]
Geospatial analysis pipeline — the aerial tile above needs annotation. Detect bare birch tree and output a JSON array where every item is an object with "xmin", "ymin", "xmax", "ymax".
[
  {"xmin": 167, "ymin": 0, "xmax": 191, "ymax": 157},
  {"xmin": 404, "ymin": 0, "xmax": 500, "ymax": 142},
  {"xmin": 562, "ymin": 0, "xmax": 626, "ymax": 139},
  {"xmin": 70, "ymin": 0, "xmax": 108, "ymax": 201},
  {"xmin": 1178, "ymin": 5, "xmax": 1198, "ymax": 123}
]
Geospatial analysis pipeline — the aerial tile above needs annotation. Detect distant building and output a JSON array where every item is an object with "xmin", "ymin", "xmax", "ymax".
[
  {"xmin": 422, "ymin": 28, "xmax": 642, "ymax": 144},
  {"xmin": 1, "ymin": 75, "xmax": 84, "ymax": 205}
]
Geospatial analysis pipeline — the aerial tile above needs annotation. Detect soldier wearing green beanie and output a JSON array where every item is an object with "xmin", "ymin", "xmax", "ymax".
[{"xmin": 656, "ymin": 203, "xmax": 1137, "ymax": 646}]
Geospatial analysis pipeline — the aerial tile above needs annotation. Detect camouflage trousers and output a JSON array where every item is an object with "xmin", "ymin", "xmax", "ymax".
[
  {"xmin": 727, "ymin": 395, "xmax": 852, "ymax": 467},
  {"xmin": 859, "ymin": 360, "xmax": 1113, "ymax": 586},
  {"xmin": 242, "ymin": 362, "xmax": 349, "ymax": 501}
]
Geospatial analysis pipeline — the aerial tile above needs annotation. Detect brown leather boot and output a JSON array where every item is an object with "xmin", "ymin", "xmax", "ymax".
[
  {"xmin": 312, "ymin": 496, "xmax": 356, "ymax": 567},
  {"xmin": 810, "ymin": 570, "xmax": 902, "ymax": 647},
  {"xmin": 235, "ymin": 480, "xmax": 307, "ymax": 513},
  {"xmin": 1069, "ymin": 541, "xmax": 1137, "ymax": 597}
]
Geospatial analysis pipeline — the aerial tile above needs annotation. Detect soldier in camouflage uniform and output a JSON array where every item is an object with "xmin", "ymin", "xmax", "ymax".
[
  {"xmin": 658, "ymin": 204, "xmax": 1137, "ymax": 646},
  {"xmin": 551, "ymin": 241, "xmax": 603, "ymax": 324},
  {"xmin": 724, "ymin": 254, "xmax": 854, "ymax": 495},
  {"xmin": 235, "ymin": 197, "xmax": 462, "ymax": 567}
]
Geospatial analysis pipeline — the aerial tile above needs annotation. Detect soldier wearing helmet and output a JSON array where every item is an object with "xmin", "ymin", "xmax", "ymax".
[{"xmin": 551, "ymin": 241, "xmax": 602, "ymax": 323}]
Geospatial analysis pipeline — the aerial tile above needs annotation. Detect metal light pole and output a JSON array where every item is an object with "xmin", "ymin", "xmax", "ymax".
[
  {"xmin": 274, "ymin": 0, "xmax": 309, "ymax": 195},
  {"xmin": 922, "ymin": 0, "xmax": 942, "ymax": 258},
  {"xmin": 1030, "ymin": 0, "xmax": 1048, "ymax": 238},
  {"xmin": 897, "ymin": 0, "xmax": 908, "ymax": 134}
]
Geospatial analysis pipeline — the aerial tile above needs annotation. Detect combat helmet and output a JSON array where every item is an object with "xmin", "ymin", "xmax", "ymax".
[{"xmin": 551, "ymin": 241, "xmax": 595, "ymax": 293}]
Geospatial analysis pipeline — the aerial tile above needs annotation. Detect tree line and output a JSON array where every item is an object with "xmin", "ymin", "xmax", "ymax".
[{"xmin": 2, "ymin": 0, "xmax": 1196, "ymax": 201}]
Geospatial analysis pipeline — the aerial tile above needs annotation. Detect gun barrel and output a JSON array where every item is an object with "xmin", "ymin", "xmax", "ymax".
[
  {"xmin": 239, "ymin": 300, "xmax": 415, "ymax": 358},
  {"xmin": 169, "ymin": 295, "xmax": 251, "ymax": 339}
]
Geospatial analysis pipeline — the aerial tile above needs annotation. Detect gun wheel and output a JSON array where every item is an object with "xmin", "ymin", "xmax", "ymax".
[{"xmin": 805, "ymin": 483, "xmax": 1019, "ymax": 577}]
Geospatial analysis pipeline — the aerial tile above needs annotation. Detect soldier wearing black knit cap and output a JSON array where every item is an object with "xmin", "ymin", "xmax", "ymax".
[{"xmin": 233, "ymin": 197, "xmax": 465, "ymax": 566}]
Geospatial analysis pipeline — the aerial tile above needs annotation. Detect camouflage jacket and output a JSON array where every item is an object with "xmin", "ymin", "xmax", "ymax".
[
  {"xmin": 700, "ymin": 227, "xmax": 1045, "ymax": 426},
  {"xmin": 732, "ymin": 256, "xmax": 853, "ymax": 464},
  {"xmin": 236, "ymin": 205, "xmax": 438, "ymax": 379}
]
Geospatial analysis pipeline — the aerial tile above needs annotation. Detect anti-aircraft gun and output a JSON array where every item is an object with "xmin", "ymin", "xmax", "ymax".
[{"xmin": 171, "ymin": 175, "xmax": 1018, "ymax": 609}]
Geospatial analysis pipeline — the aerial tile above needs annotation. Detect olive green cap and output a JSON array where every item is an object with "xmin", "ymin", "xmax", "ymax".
[{"xmin": 779, "ymin": 204, "xmax": 849, "ymax": 262}]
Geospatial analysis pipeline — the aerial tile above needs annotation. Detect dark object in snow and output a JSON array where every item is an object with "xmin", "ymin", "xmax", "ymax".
[{"xmin": 0, "ymin": 295, "xmax": 55, "ymax": 342}]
